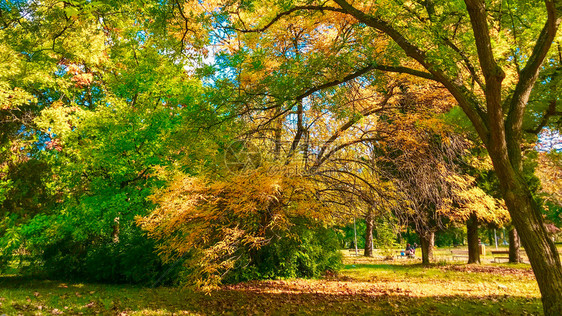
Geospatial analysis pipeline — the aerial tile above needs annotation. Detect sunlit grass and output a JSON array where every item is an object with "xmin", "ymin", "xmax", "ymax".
[{"xmin": 0, "ymin": 251, "xmax": 544, "ymax": 315}]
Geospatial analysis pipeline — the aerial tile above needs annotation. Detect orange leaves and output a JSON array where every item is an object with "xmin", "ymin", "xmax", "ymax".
[
  {"xmin": 373, "ymin": 81, "xmax": 508, "ymax": 227},
  {"xmin": 71, "ymin": 73, "xmax": 94, "ymax": 88},
  {"xmin": 211, "ymin": 1, "xmax": 388, "ymax": 96},
  {"xmin": 138, "ymin": 165, "xmax": 329, "ymax": 289},
  {"xmin": 310, "ymin": 24, "xmax": 344, "ymax": 54},
  {"xmin": 62, "ymin": 62, "xmax": 95, "ymax": 88},
  {"xmin": 66, "ymin": 64, "xmax": 81, "ymax": 75}
]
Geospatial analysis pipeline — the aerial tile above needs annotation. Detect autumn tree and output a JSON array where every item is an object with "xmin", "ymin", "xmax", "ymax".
[
  {"xmin": 379, "ymin": 107, "xmax": 507, "ymax": 264},
  {"xmin": 137, "ymin": 165, "xmax": 343, "ymax": 289},
  {"xmin": 192, "ymin": 12, "xmax": 406, "ymax": 260},
  {"xmin": 180, "ymin": 0, "xmax": 505, "ymax": 267},
  {"xmin": 313, "ymin": 143, "xmax": 402, "ymax": 257}
]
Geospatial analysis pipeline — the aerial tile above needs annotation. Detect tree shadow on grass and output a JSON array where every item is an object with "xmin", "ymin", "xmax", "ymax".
[{"xmin": 0, "ymin": 275, "xmax": 57, "ymax": 289}]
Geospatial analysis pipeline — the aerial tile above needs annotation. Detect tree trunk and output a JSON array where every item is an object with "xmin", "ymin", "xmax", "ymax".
[
  {"xmin": 507, "ymin": 192, "xmax": 562, "ymax": 314},
  {"xmin": 273, "ymin": 107, "xmax": 282, "ymax": 159},
  {"xmin": 364, "ymin": 211, "xmax": 374, "ymax": 257},
  {"xmin": 353, "ymin": 217, "xmax": 358, "ymax": 256},
  {"xmin": 112, "ymin": 217, "xmax": 120, "ymax": 243},
  {"xmin": 509, "ymin": 226, "xmax": 521, "ymax": 263},
  {"xmin": 420, "ymin": 231, "xmax": 434, "ymax": 265},
  {"xmin": 490, "ymin": 152, "xmax": 562, "ymax": 314},
  {"xmin": 467, "ymin": 213, "xmax": 480, "ymax": 264}
]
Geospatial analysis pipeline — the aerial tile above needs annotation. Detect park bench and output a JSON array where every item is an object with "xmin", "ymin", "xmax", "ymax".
[
  {"xmin": 491, "ymin": 249, "xmax": 528, "ymax": 263},
  {"xmin": 491, "ymin": 250, "xmax": 510, "ymax": 263},
  {"xmin": 451, "ymin": 249, "xmax": 469, "ymax": 261}
]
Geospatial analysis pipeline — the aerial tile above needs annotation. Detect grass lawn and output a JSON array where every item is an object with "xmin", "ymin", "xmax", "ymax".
[{"xmin": 0, "ymin": 251, "xmax": 543, "ymax": 315}]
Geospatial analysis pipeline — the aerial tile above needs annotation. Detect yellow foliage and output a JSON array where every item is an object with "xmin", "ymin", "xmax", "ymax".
[
  {"xmin": 536, "ymin": 153, "xmax": 562, "ymax": 207},
  {"xmin": 137, "ymin": 166, "xmax": 329, "ymax": 290},
  {"xmin": 440, "ymin": 173, "xmax": 509, "ymax": 225}
]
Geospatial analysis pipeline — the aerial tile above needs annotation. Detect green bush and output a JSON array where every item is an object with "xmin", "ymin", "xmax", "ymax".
[
  {"xmin": 14, "ymin": 214, "xmax": 179, "ymax": 285},
  {"xmin": 0, "ymin": 214, "xmax": 20, "ymax": 272},
  {"xmin": 374, "ymin": 219, "xmax": 400, "ymax": 249},
  {"xmin": 224, "ymin": 218, "xmax": 342, "ymax": 283}
]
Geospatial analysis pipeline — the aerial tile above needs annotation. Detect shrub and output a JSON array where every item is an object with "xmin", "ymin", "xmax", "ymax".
[
  {"xmin": 224, "ymin": 218, "xmax": 342, "ymax": 283},
  {"xmin": 16, "ymin": 214, "xmax": 179, "ymax": 285}
]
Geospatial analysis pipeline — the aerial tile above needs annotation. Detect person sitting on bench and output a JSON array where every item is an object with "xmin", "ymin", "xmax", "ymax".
[{"xmin": 405, "ymin": 243, "xmax": 414, "ymax": 257}]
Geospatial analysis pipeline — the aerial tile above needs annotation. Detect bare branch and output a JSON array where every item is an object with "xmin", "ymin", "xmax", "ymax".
[{"xmin": 310, "ymin": 85, "xmax": 396, "ymax": 172}]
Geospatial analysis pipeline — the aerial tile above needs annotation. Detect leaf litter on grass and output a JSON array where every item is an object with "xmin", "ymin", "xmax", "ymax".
[{"xmin": 0, "ymin": 260, "xmax": 543, "ymax": 315}]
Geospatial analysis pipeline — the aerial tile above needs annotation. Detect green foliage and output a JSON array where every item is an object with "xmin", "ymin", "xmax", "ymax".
[
  {"xmin": 0, "ymin": 0, "xmax": 224, "ymax": 284},
  {"xmin": 0, "ymin": 214, "xmax": 21, "ymax": 270},
  {"xmin": 14, "ymin": 214, "xmax": 140, "ymax": 282},
  {"xmin": 13, "ymin": 102, "xmax": 180, "ymax": 282},
  {"xmin": 435, "ymin": 225, "xmax": 467, "ymax": 247},
  {"xmin": 546, "ymin": 203, "xmax": 562, "ymax": 227},
  {"xmin": 373, "ymin": 218, "xmax": 400, "ymax": 250},
  {"xmin": 40, "ymin": 227, "xmax": 175, "ymax": 284},
  {"xmin": 336, "ymin": 220, "xmax": 366, "ymax": 250},
  {"xmin": 0, "ymin": 159, "xmax": 54, "ymax": 219},
  {"xmin": 224, "ymin": 218, "xmax": 342, "ymax": 283}
]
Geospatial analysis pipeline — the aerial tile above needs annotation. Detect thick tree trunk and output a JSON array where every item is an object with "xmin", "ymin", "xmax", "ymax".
[
  {"xmin": 509, "ymin": 226, "xmax": 521, "ymax": 263},
  {"xmin": 420, "ymin": 231, "xmax": 434, "ymax": 265},
  {"xmin": 467, "ymin": 213, "xmax": 480, "ymax": 264},
  {"xmin": 490, "ymin": 150, "xmax": 562, "ymax": 314},
  {"xmin": 503, "ymin": 188, "xmax": 562, "ymax": 314},
  {"xmin": 364, "ymin": 211, "xmax": 374, "ymax": 257}
]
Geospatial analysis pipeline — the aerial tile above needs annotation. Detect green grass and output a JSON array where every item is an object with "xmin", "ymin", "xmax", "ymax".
[{"xmin": 0, "ymin": 256, "xmax": 544, "ymax": 315}]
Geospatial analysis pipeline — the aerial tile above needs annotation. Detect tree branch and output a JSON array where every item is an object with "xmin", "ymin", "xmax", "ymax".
[
  {"xmin": 403, "ymin": 1, "xmax": 485, "ymax": 90},
  {"xmin": 296, "ymin": 64, "xmax": 435, "ymax": 101},
  {"xmin": 229, "ymin": 5, "xmax": 345, "ymax": 33},
  {"xmin": 525, "ymin": 100, "xmax": 561, "ymax": 134},
  {"xmin": 285, "ymin": 98, "xmax": 305, "ymax": 161},
  {"xmin": 333, "ymin": 0, "xmax": 489, "ymax": 144},
  {"xmin": 310, "ymin": 85, "xmax": 396, "ymax": 172}
]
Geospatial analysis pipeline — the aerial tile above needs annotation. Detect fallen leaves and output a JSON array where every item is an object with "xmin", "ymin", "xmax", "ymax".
[
  {"xmin": 0, "ymin": 261, "xmax": 543, "ymax": 315},
  {"xmin": 437, "ymin": 264, "xmax": 534, "ymax": 278}
]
